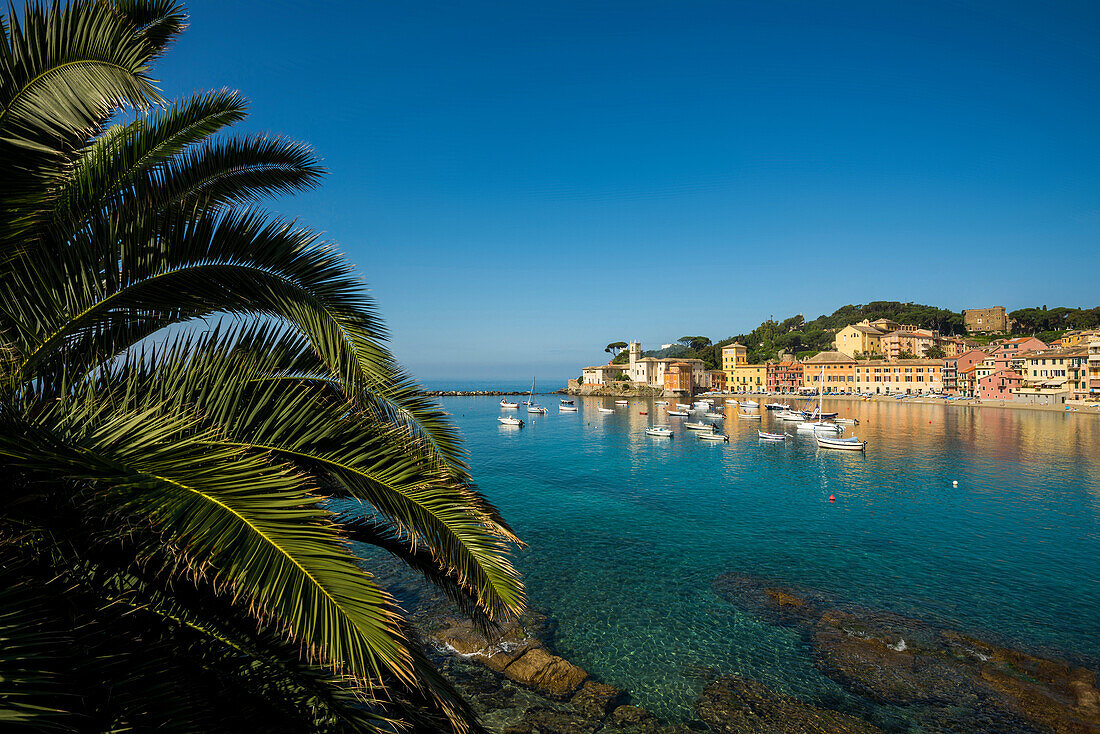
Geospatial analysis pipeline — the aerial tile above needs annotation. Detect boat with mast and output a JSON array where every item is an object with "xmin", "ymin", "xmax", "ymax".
[{"xmin": 526, "ymin": 377, "xmax": 547, "ymax": 413}]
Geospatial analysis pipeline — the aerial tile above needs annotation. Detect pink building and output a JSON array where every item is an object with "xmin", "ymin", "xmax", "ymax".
[
  {"xmin": 943, "ymin": 349, "xmax": 989, "ymax": 395},
  {"xmin": 990, "ymin": 337, "xmax": 1047, "ymax": 359},
  {"xmin": 979, "ymin": 369, "xmax": 1021, "ymax": 400}
]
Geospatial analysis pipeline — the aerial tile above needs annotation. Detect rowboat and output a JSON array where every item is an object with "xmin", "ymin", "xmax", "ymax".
[
  {"xmin": 598, "ymin": 407, "xmax": 615, "ymax": 413},
  {"xmin": 758, "ymin": 430, "xmax": 788, "ymax": 440},
  {"xmin": 816, "ymin": 435, "xmax": 866, "ymax": 451},
  {"xmin": 500, "ymin": 399, "xmax": 519, "ymax": 408},
  {"xmin": 738, "ymin": 412, "xmax": 762, "ymax": 420},
  {"xmin": 645, "ymin": 426, "xmax": 673, "ymax": 437},
  {"xmin": 655, "ymin": 400, "xmax": 669, "ymax": 406},
  {"xmin": 559, "ymin": 405, "xmax": 578, "ymax": 412},
  {"xmin": 676, "ymin": 403, "xmax": 691, "ymax": 409},
  {"xmin": 667, "ymin": 409, "xmax": 689, "ymax": 417},
  {"xmin": 698, "ymin": 432, "xmax": 729, "ymax": 442},
  {"xmin": 684, "ymin": 421, "xmax": 713, "ymax": 431},
  {"xmin": 497, "ymin": 416, "xmax": 523, "ymax": 426},
  {"xmin": 615, "ymin": 400, "xmax": 629, "ymax": 405},
  {"xmin": 701, "ymin": 412, "xmax": 725, "ymax": 420},
  {"xmin": 835, "ymin": 417, "xmax": 859, "ymax": 425},
  {"xmin": 797, "ymin": 421, "xmax": 841, "ymax": 432}
]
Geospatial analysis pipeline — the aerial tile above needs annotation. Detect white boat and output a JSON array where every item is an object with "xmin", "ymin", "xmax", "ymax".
[
  {"xmin": 835, "ymin": 417, "xmax": 859, "ymax": 425},
  {"xmin": 560, "ymin": 399, "xmax": 574, "ymax": 405},
  {"xmin": 667, "ymin": 409, "xmax": 689, "ymax": 416},
  {"xmin": 817, "ymin": 434, "xmax": 866, "ymax": 451},
  {"xmin": 797, "ymin": 421, "xmax": 842, "ymax": 433},
  {"xmin": 684, "ymin": 421, "xmax": 713, "ymax": 431},
  {"xmin": 676, "ymin": 403, "xmax": 691, "ymax": 409},
  {"xmin": 497, "ymin": 416, "xmax": 523, "ymax": 426},
  {"xmin": 758, "ymin": 430, "xmax": 788, "ymax": 440},
  {"xmin": 655, "ymin": 400, "xmax": 669, "ymax": 405},
  {"xmin": 738, "ymin": 412, "xmax": 762, "ymax": 420},
  {"xmin": 698, "ymin": 432, "xmax": 729, "ymax": 442},
  {"xmin": 725, "ymin": 399, "xmax": 739, "ymax": 405},
  {"xmin": 527, "ymin": 405, "xmax": 548, "ymax": 414},
  {"xmin": 559, "ymin": 405, "xmax": 578, "ymax": 412},
  {"xmin": 775, "ymin": 411, "xmax": 803, "ymax": 421},
  {"xmin": 740, "ymin": 400, "xmax": 759, "ymax": 408},
  {"xmin": 598, "ymin": 407, "xmax": 615, "ymax": 413},
  {"xmin": 701, "ymin": 412, "xmax": 725, "ymax": 420},
  {"xmin": 614, "ymin": 400, "xmax": 629, "ymax": 405},
  {"xmin": 500, "ymin": 399, "xmax": 519, "ymax": 409},
  {"xmin": 765, "ymin": 402, "xmax": 790, "ymax": 410},
  {"xmin": 645, "ymin": 426, "xmax": 673, "ymax": 437}
]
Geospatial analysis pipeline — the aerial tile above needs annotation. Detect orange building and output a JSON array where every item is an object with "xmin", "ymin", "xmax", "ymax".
[
  {"xmin": 663, "ymin": 362, "xmax": 694, "ymax": 396},
  {"xmin": 708, "ymin": 370, "xmax": 727, "ymax": 392}
]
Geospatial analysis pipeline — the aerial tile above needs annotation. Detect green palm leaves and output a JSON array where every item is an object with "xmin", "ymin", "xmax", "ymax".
[{"xmin": 0, "ymin": 2, "xmax": 524, "ymax": 731}]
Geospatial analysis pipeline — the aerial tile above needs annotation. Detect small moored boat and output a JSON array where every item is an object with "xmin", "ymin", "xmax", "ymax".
[
  {"xmin": 816, "ymin": 435, "xmax": 866, "ymax": 451},
  {"xmin": 797, "ymin": 421, "xmax": 841, "ymax": 432},
  {"xmin": 598, "ymin": 407, "xmax": 615, "ymax": 413},
  {"xmin": 645, "ymin": 426, "xmax": 673, "ymax": 437},
  {"xmin": 740, "ymin": 400, "xmax": 759, "ymax": 408},
  {"xmin": 684, "ymin": 421, "xmax": 713, "ymax": 431},
  {"xmin": 655, "ymin": 400, "xmax": 669, "ymax": 405},
  {"xmin": 738, "ymin": 412, "xmax": 762, "ymax": 420},
  {"xmin": 615, "ymin": 400, "xmax": 629, "ymax": 405},
  {"xmin": 835, "ymin": 417, "xmax": 859, "ymax": 425},
  {"xmin": 667, "ymin": 409, "xmax": 689, "ymax": 416},
  {"xmin": 765, "ymin": 402, "xmax": 790, "ymax": 410},
  {"xmin": 560, "ymin": 399, "xmax": 574, "ymax": 405},
  {"xmin": 559, "ymin": 405, "xmax": 578, "ymax": 412},
  {"xmin": 527, "ymin": 405, "xmax": 548, "ymax": 414},
  {"xmin": 497, "ymin": 416, "xmax": 523, "ymax": 426},
  {"xmin": 500, "ymin": 399, "xmax": 519, "ymax": 408},
  {"xmin": 676, "ymin": 403, "xmax": 691, "ymax": 409},
  {"xmin": 698, "ymin": 432, "xmax": 729, "ymax": 442},
  {"xmin": 758, "ymin": 430, "xmax": 788, "ymax": 440}
]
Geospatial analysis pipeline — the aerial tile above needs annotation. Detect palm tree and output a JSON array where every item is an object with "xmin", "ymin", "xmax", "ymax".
[{"xmin": 0, "ymin": 2, "xmax": 524, "ymax": 731}]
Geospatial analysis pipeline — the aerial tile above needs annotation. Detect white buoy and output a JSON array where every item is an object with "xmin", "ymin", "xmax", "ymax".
[{"xmin": 952, "ymin": 480, "xmax": 958, "ymax": 487}]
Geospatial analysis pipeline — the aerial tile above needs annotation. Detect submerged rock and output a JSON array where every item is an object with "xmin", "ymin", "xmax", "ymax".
[
  {"xmin": 694, "ymin": 675, "xmax": 883, "ymax": 733},
  {"xmin": 504, "ymin": 647, "xmax": 589, "ymax": 699},
  {"xmin": 713, "ymin": 570, "xmax": 1100, "ymax": 734},
  {"xmin": 570, "ymin": 680, "xmax": 624, "ymax": 718}
]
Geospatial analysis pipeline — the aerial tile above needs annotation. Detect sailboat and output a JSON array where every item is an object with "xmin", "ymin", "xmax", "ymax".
[
  {"xmin": 526, "ymin": 377, "xmax": 547, "ymax": 414},
  {"xmin": 797, "ymin": 367, "xmax": 841, "ymax": 432}
]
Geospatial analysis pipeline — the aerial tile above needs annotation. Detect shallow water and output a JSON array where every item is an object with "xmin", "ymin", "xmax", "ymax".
[{"xmin": 438, "ymin": 395, "xmax": 1100, "ymax": 721}]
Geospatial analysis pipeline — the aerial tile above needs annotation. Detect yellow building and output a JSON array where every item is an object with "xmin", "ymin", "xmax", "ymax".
[
  {"xmin": 722, "ymin": 343, "xmax": 766, "ymax": 392},
  {"xmin": 833, "ymin": 321, "xmax": 885, "ymax": 357}
]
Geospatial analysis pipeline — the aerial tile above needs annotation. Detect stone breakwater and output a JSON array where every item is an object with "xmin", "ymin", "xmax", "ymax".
[{"xmin": 424, "ymin": 390, "xmax": 567, "ymax": 397}]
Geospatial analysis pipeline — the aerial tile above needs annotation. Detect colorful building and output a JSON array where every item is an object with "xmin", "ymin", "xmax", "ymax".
[
  {"xmin": 1088, "ymin": 338, "xmax": 1100, "ymax": 397},
  {"xmin": 833, "ymin": 321, "xmax": 885, "ymax": 357},
  {"xmin": 979, "ymin": 370, "xmax": 1021, "ymax": 400},
  {"xmin": 767, "ymin": 360, "xmax": 804, "ymax": 393},
  {"xmin": 801, "ymin": 352, "xmax": 944, "ymax": 395},
  {"xmin": 1015, "ymin": 346, "xmax": 1089, "ymax": 404},
  {"xmin": 943, "ymin": 349, "xmax": 989, "ymax": 395},
  {"xmin": 663, "ymin": 362, "xmax": 695, "ymax": 395},
  {"xmin": 722, "ymin": 342, "xmax": 766, "ymax": 393},
  {"xmin": 989, "ymin": 336, "xmax": 1047, "ymax": 360},
  {"xmin": 708, "ymin": 370, "xmax": 727, "ymax": 392},
  {"xmin": 880, "ymin": 329, "xmax": 938, "ymax": 361}
]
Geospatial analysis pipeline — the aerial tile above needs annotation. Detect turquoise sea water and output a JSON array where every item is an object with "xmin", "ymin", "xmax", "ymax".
[{"xmin": 440, "ymin": 393, "xmax": 1100, "ymax": 721}]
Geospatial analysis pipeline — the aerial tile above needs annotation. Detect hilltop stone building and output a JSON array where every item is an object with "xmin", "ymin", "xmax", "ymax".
[{"xmin": 963, "ymin": 306, "xmax": 1009, "ymax": 334}]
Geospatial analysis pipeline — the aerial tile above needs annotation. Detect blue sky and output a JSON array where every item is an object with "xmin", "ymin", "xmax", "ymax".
[{"xmin": 159, "ymin": 1, "xmax": 1100, "ymax": 381}]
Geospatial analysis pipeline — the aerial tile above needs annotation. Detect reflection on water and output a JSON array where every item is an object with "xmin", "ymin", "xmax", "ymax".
[{"xmin": 452, "ymin": 395, "xmax": 1100, "ymax": 721}]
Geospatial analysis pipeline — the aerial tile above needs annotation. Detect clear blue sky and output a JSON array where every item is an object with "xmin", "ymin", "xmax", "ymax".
[{"xmin": 159, "ymin": 1, "xmax": 1100, "ymax": 381}]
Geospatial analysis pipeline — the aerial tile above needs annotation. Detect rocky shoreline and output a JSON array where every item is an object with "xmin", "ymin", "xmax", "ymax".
[{"xmin": 383, "ymin": 553, "xmax": 1100, "ymax": 733}]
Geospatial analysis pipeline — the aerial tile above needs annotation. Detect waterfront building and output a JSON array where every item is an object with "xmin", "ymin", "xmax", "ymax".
[
  {"xmin": 582, "ymin": 363, "xmax": 629, "ymax": 385},
  {"xmin": 802, "ymin": 352, "xmax": 944, "ymax": 394},
  {"xmin": 626, "ymin": 341, "xmax": 707, "ymax": 390},
  {"xmin": 1059, "ymin": 330, "xmax": 1100, "ymax": 349},
  {"xmin": 957, "ymin": 365, "xmax": 978, "ymax": 398},
  {"xmin": 767, "ymin": 360, "xmax": 804, "ymax": 393},
  {"xmin": 979, "ymin": 370, "xmax": 1021, "ymax": 400},
  {"xmin": 1089, "ymin": 338, "xmax": 1100, "ymax": 396},
  {"xmin": 722, "ymin": 342, "xmax": 766, "ymax": 393},
  {"xmin": 943, "ymin": 349, "xmax": 988, "ymax": 395},
  {"xmin": 1015, "ymin": 346, "xmax": 1089, "ymax": 405},
  {"xmin": 708, "ymin": 370, "xmax": 727, "ymax": 392},
  {"xmin": 663, "ymin": 362, "xmax": 695, "ymax": 395},
  {"xmin": 963, "ymin": 306, "xmax": 1009, "ymax": 334}
]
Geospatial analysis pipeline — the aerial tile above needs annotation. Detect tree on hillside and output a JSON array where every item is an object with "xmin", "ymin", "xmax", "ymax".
[
  {"xmin": 605, "ymin": 341, "xmax": 629, "ymax": 356},
  {"xmin": 0, "ymin": 3, "xmax": 522, "ymax": 731}
]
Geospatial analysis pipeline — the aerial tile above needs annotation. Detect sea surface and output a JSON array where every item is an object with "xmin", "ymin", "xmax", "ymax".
[{"xmin": 423, "ymin": 390, "xmax": 1100, "ymax": 721}]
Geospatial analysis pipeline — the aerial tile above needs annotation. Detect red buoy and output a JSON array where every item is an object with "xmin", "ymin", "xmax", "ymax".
[{"xmin": 828, "ymin": 494, "xmax": 835, "ymax": 503}]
